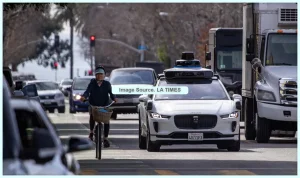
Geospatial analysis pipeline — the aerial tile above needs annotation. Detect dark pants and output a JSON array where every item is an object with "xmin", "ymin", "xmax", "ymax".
[{"xmin": 89, "ymin": 106, "xmax": 110, "ymax": 138}]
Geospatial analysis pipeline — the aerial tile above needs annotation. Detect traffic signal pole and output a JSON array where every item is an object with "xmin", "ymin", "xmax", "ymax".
[{"xmin": 90, "ymin": 35, "xmax": 96, "ymax": 74}]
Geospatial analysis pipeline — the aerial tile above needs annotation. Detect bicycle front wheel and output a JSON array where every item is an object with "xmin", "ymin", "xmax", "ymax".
[{"xmin": 95, "ymin": 123, "xmax": 104, "ymax": 160}]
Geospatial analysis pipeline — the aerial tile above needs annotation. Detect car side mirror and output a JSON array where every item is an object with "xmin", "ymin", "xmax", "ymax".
[
  {"xmin": 206, "ymin": 65, "xmax": 211, "ymax": 69},
  {"xmin": 19, "ymin": 128, "xmax": 57, "ymax": 163},
  {"xmin": 235, "ymin": 101, "xmax": 242, "ymax": 110},
  {"xmin": 15, "ymin": 81, "xmax": 23, "ymax": 90},
  {"xmin": 232, "ymin": 94, "xmax": 242, "ymax": 101},
  {"xmin": 205, "ymin": 52, "xmax": 211, "ymax": 60},
  {"xmin": 13, "ymin": 90, "xmax": 24, "ymax": 97},
  {"xmin": 22, "ymin": 84, "xmax": 38, "ymax": 97},
  {"xmin": 66, "ymin": 87, "xmax": 71, "ymax": 92},
  {"xmin": 68, "ymin": 137, "xmax": 93, "ymax": 153},
  {"xmin": 146, "ymin": 101, "xmax": 153, "ymax": 111},
  {"xmin": 139, "ymin": 95, "xmax": 148, "ymax": 102}
]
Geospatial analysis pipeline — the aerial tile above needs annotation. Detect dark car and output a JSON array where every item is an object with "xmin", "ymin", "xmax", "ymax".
[
  {"xmin": 68, "ymin": 76, "xmax": 94, "ymax": 113},
  {"xmin": 109, "ymin": 67, "xmax": 158, "ymax": 119}
]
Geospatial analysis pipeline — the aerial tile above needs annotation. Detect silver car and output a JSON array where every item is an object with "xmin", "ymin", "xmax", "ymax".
[
  {"xmin": 59, "ymin": 79, "xmax": 73, "ymax": 97},
  {"xmin": 25, "ymin": 80, "xmax": 65, "ymax": 113}
]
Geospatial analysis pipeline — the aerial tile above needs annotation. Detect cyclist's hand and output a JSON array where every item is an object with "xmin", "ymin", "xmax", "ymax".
[{"xmin": 114, "ymin": 98, "xmax": 117, "ymax": 103}]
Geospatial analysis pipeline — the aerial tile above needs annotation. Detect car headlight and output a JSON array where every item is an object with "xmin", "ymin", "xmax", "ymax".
[
  {"xmin": 55, "ymin": 93, "xmax": 64, "ymax": 99},
  {"xmin": 257, "ymin": 89, "xmax": 276, "ymax": 102},
  {"xmin": 150, "ymin": 113, "xmax": 171, "ymax": 119},
  {"xmin": 220, "ymin": 111, "xmax": 239, "ymax": 119},
  {"xmin": 73, "ymin": 94, "xmax": 81, "ymax": 100}
]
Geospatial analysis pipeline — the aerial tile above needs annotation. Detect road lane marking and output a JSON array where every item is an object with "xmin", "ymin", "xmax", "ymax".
[
  {"xmin": 155, "ymin": 170, "xmax": 179, "ymax": 175},
  {"xmin": 219, "ymin": 170, "xmax": 256, "ymax": 175},
  {"xmin": 80, "ymin": 169, "xmax": 98, "ymax": 175}
]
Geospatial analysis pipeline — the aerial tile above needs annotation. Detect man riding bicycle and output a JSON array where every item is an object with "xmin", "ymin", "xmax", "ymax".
[{"xmin": 80, "ymin": 65, "xmax": 117, "ymax": 148}]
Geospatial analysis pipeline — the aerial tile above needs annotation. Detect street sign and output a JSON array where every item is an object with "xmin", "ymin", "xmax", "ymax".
[{"xmin": 138, "ymin": 45, "xmax": 147, "ymax": 50}]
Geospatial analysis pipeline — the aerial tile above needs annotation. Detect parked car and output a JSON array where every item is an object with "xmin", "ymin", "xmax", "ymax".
[
  {"xmin": 109, "ymin": 67, "xmax": 158, "ymax": 119},
  {"xmin": 3, "ymin": 78, "xmax": 27, "ymax": 175},
  {"xmin": 68, "ymin": 76, "xmax": 94, "ymax": 113},
  {"xmin": 24, "ymin": 80, "xmax": 65, "ymax": 113},
  {"xmin": 59, "ymin": 79, "xmax": 73, "ymax": 97},
  {"xmin": 10, "ymin": 97, "xmax": 93, "ymax": 174}
]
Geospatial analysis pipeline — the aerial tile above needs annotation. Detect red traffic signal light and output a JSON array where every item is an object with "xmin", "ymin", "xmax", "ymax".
[
  {"xmin": 90, "ymin": 35, "xmax": 96, "ymax": 47},
  {"xmin": 54, "ymin": 62, "xmax": 58, "ymax": 68}
]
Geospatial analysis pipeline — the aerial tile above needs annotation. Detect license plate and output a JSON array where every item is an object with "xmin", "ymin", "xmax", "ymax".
[
  {"xmin": 188, "ymin": 133, "xmax": 203, "ymax": 141},
  {"xmin": 44, "ymin": 101, "xmax": 51, "ymax": 105}
]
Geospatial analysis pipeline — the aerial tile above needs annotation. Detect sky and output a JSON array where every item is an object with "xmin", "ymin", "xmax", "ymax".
[{"xmin": 16, "ymin": 5, "xmax": 91, "ymax": 83}]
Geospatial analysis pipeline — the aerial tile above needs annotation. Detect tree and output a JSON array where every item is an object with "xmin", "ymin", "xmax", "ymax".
[
  {"xmin": 54, "ymin": 3, "xmax": 87, "ymax": 79},
  {"xmin": 3, "ymin": 3, "xmax": 69, "ymax": 70}
]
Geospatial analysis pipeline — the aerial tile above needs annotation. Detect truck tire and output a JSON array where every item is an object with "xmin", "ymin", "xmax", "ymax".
[
  {"xmin": 244, "ymin": 98, "xmax": 256, "ymax": 140},
  {"xmin": 256, "ymin": 116, "xmax": 271, "ymax": 143}
]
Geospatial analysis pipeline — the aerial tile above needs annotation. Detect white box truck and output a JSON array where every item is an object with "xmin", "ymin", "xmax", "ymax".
[
  {"xmin": 242, "ymin": 3, "xmax": 297, "ymax": 143},
  {"xmin": 205, "ymin": 28, "xmax": 243, "ymax": 97}
]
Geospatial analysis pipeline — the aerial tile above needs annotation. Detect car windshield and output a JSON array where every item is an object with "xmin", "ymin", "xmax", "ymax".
[
  {"xmin": 73, "ymin": 78, "xmax": 91, "ymax": 90},
  {"xmin": 217, "ymin": 48, "xmax": 242, "ymax": 70},
  {"xmin": 62, "ymin": 81, "xmax": 72, "ymax": 85},
  {"xmin": 34, "ymin": 82, "xmax": 59, "ymax": 91},
  {"xmin": 154, "ymin": 79, "xmax": 229, "ymax": 100},
  {"xmin": 110, "ymin": 70, "xmax": 154, "ymax": 85},
  {"xmin": 266, "ymin": 33, "xmax": 297, "ymax": 66}
]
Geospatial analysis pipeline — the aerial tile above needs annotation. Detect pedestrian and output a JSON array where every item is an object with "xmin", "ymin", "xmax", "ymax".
[{"xmin": 80, "ymin": 65, "xmax": 117, "ymax": 148}]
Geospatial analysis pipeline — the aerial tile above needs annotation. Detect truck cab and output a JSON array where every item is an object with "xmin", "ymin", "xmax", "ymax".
[
  {"xmin": 205, "ymin": 28, "xmax": 243, "ymax": 96},
  {"xmin": 242, "ymin": 3, "xmax": 297, "ymax": 143}
]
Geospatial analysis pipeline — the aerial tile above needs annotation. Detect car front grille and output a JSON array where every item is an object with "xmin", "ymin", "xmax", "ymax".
[
  {"xmin": 174, "ymin": 115, "xmax": 218, "ymax": 129},
  {"xmin": 39, "ymin": 95, "xmax": 55, "ymax": 99}
]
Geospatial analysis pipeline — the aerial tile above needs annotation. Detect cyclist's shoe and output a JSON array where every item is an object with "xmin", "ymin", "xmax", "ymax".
[
  {"xmin": 104, "ymin": 139, "xmax": 110, "ymax": 148},
  {"xmin": 88, "ymin": 133, "xmax": 94, "ymax": 141}
]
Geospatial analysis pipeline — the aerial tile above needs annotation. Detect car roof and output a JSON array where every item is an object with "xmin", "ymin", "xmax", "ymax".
[
  {"xmin": 26, "ymin": 80, "xmax": 55, "ymax": 83},
  {"xmin": 112, "ymin": 67, "xmax": 155, "ymax": 71},
  {"xmin": 74, "ymin": 76, "xmax": 94, "ymax": 80}
]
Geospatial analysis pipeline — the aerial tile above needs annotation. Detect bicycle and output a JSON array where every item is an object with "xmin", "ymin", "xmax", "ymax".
[{"xmin": 89, "ymin": 101, "xmax": 115, "ymax": 160}]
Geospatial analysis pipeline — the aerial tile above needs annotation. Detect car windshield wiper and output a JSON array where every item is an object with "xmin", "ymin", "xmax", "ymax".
[{"xmin": 272, "ymin": 63, "xmax": 293, "ymax": 66}]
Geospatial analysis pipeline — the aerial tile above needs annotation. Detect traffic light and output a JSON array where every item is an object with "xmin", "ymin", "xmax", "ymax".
[
  {"xmin": 54, "ymin": 61, "xmax": 58, "ymax": 70},
  {"xmin": 90, "ymin": 35, "xmax": 95, "ymax": 47},
  {"xmin": 54, "ymin": 35, "xmax": 60, "ymax": 48}
]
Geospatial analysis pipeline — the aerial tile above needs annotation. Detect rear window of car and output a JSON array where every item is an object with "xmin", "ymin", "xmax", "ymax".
[
  {"xmin": 73, "ymin": 78, "xmax": 91, "ymax": 90},
  {"xmin": 110, "ymin": 70, "xmax": 154, "ymax": 85}
]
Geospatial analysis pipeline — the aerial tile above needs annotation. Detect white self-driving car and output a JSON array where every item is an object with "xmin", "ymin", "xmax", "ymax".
[{"xmin": 137, "ymin": 67, "xmax": 242, "ymax": 152}]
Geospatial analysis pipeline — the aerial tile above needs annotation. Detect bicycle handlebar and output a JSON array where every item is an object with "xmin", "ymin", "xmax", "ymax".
[{"xmin": 90, "ymin": 101, "xmax": 115, "ymax": 109}]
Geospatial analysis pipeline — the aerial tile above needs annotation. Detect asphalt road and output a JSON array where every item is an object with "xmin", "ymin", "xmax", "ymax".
[{"xmin": 49, "ymin": 102, "xmax": 297, "ymax": 175}]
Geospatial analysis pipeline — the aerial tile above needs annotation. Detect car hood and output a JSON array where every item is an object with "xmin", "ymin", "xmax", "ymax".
[
  {"xmin": 153, "ymin": 100, "xmax": 235, "ymax": 115},
  {"xmin": 72, "ymin": 90, "xmax": 85, "ymax": 95},
  {"xmin": 37, "ymin": 90, "xmax": 62, "ymax": 95}
]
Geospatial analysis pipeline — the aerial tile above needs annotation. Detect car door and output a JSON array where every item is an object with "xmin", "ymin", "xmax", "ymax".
[{"xmin": 13, "ymin": 106, "xmax": 69, "ymax": 175}]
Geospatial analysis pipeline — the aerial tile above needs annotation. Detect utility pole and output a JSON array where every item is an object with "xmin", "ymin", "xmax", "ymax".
[{"xmin": 140, "ymin": 37, "xmax": 145, "ymax": 62}]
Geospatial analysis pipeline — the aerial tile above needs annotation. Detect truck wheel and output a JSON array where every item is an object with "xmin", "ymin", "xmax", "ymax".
[
  {"xmin": 138, "ymin": 113, "xmax": 146, "ymax": 149},
  {"xmin": 256, "ymin": 115, "xmax": 271, "ymax": 143},
  {"xmin": 244, "ymin": 98, "xmax": 256, "ymax": 140}
]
